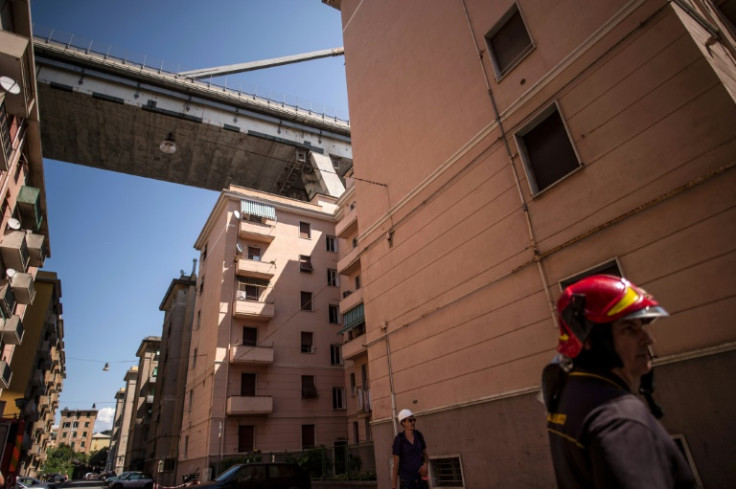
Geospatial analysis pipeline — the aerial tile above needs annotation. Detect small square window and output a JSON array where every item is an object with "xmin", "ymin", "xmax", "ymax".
[
  {"xmin": 326, "ymin": 235, "xmax": 337, "ymax": 252},
  {"xmin": 329, "ymin": 304, "xmax": 340, "ymax": 324},
  {"xmin": 248, "ymin": 246, "xmax": 261, "ymax": 261},
  {"xmin": 301, "ymin": 332, "xmax": 314, "ymax": 353},
  {"xmin": 299, "ymin": 221, "xmax": 311, "ymax": 239},
  {"xmin": 516, "ymin": 105, "xmax": 580, "ymax": 194},
  {"xmin": 301, "ymin": 376, "xmax": 317, "ymax": 398},
  {"xmin": 327, "ymin": 269, "xmax": 339, "ymax": 287},
  {"xmin": 300, "ymin": 255, "xmax": 313, "ymax": 273},
  {"xmin": 485, "ymin": 4, "xmax": 533, "ymax": 78},
  {"xmin": 301, "ymin": 291, "xmax": 313, "ymax": 311}
]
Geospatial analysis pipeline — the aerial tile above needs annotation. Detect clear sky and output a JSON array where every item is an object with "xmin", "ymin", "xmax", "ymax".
[{"xmin": 29, "ymin": 0, "xmax": 349, "ymax": 432}]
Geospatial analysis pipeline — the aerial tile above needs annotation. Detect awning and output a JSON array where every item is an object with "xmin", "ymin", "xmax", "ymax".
[
  {"xmin": 339, "ymin": 303, "xmax": 364, "ymax": 334},
  {"xmin": 241, "ymin": 200, "xmax": 276, "ymax": 220}
]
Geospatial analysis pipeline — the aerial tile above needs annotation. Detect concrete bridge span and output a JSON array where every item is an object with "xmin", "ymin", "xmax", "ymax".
[{"xmin": 33, "ymin": 35, "xmax": 352, "ymax": 200}]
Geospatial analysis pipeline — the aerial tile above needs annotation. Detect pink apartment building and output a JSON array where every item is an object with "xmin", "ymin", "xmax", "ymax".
[
  {"xmin": 180, "ymin": 185, "xmax": 346, "ymax": 479},
  {"xmin": 327, "ymin": 0, "xmax": 736, "ymax": 487}
]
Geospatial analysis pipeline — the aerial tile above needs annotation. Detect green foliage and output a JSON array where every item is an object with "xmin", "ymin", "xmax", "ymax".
[
  {"xmin": 88, "ymin": 447, "xmax": 109, "ymax": 470},
  {"xmin": 43, "ymin": 445, "xmax": 87, "ymax": 477},
  {"xmin": 285, "ymin": 446, "xmax": 332, "ymax": 479}
]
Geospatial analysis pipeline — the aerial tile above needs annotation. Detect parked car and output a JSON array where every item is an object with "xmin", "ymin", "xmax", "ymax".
[
  {"xmin": 197, "ymin": 463, "xmax": 310, "ymax": 489},
  {"xmin": 107, "ymin": 472, "xmax": 154, "ymax": 489},
  {"xmin": 16, "ymin": 476, "xmax": 55, "ymax": 489},
  {"xmin": 44, "ymin": 474, "xmax": 65, "ymax": 485}
]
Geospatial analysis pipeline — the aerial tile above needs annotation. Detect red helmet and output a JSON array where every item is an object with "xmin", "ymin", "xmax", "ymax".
[{"xmin": 556, "ymin": 274, "xmax": 668, "ymax": 358}]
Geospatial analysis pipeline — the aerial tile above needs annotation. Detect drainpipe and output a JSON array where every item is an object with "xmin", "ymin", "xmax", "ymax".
[
  {"xmin": 459, "ymin": 0, "xmax": 557, "ymax": 327},
  {"xmin": 382, "ymin": 321, "xmax": 399, "ymax": 436}
]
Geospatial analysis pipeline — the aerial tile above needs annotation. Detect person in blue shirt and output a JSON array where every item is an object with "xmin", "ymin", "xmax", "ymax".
[{"xmin": 391, "ymin": 409, "xmax": 429, "ymax": 489}]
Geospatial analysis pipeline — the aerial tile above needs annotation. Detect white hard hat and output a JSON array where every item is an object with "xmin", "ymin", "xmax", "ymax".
[{"xmin": 397, "ymin": 409, "xmax": 414, "ymax": 422}]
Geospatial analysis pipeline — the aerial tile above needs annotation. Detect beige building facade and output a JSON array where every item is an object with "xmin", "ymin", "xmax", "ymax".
[
  {"xmin": 108, "ymin": 368, "xmax": 137, "ymax": 473},
  {"xmin": 147, "ymin": 271, "xmax": 197, "ymax": 485},
  {"xmin": 125, "ymin": 337, "xmax": 160, "ymax": 471},
  {"xmin": 328, "ymin": 0, "xmax": 736, "ymax": 487},
  {"xmin": 180, "ymin": 185, "xmax": 346, "ymax": 480},
  {"xmin": 57, "ymin": 408, "xmax": 97, "ymax": 455}
]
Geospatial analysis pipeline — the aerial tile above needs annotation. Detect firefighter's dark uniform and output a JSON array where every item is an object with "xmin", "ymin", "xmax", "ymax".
[{"xmin": 546, "ymin": 369, "xmax": 696, "ymax": 488}]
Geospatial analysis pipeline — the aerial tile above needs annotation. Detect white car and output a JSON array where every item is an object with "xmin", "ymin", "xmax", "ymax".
[{"xmin": 107, "ymin": 472, "xmax": 154, "ymax": 489}]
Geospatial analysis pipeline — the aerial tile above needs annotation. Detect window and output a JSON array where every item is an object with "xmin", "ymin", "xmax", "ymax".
[
  {"xmin": 199, "ymin": 277, "xmax": 205, "ymax": 295},
  {"xmin": 299, "ymin": 221, "xmax": 311, "ymax": 239},
  {"xmin": 355, "ymin": 275, "xmax": 361, "ymax": 290},
  {"xmin": 361, "ymin": 364, "xmax": 368, "ymax": 388},
  {"xmin": 192, "ymin": 348, "xmax": 197, "ymax": 369},
  {"xmin": 247, "ymin": 246, "xmax": 261, "ymax": 261},
  {"xmin": 326, "ymin": 235, "xmax": 337, "ymax": 252},
  {"xmin": 349, "ymin": 373, "xmax": 356, "ymax": 396},
  {"xmin": 516, "ymin": 104, "xmax": 580, "ymax": 194},
  {"xmin": 430, "ymin": 456, "xmax": 465, "ymax": 488},
  {"xmin": 716, "ymin": 0, "xmax": 736, "ymax": 27},
  {"xmin": 238, "ymin": 425, "xmax": 255, "ymax": 453},
  {"xmin": 352, "ymin": 422, "xmax": 359, "ymax": 444},
  {"xmin": 243, "ymin": 327, "xmax": 258, "ymax": 346},
  {"xmin": 301, "ymin": 332, "xmax": 314, "ymax": 353},
  {"xmin": 301, "ymin": 291, "xmax": 313, "ymax": 311},
  {"xmin": 327, "ymin": 269, "xmax": 338, "ymax": 287},
  {"xmin": 329, "ymin": 304, "xmax": 340, "ymax": 324},
  {"xmin": 188, "ymin": 390, "xmax": 193, "ymax": 412},
  {"xmin": 241, "ymin": 373, "xmax": 256, "ymax": 396},
  {"xmin": 302, "ymin": 424, "xmax": 316, "ymax": 449},
  {"xmin": 332, "ymin": 387, "xmax": 346, "ymax": 410},
  {"xmin": 237, "ymin": 278, "xmax": 269, "ymax": 301},
  {"xmin": 485, "ymin": 4, "xmax": 533, "ymax": 78},
  {"xmin": 201, "ymin": 244, "xmax": 207, "ymax": 262},
  {"xmin": 84, "ymin": 422, "xmax": 89, "ymax": 427},
  {"xmin": 195, "ymin": 310, "xmax": 201, "ymax": 330},
  {"xmin": 560, "ymin": 259, "xmax": 622, "ymax": 290},
  {"xmin": 330, "ymin": 344, "xmax": 342, "ymax": 365},
  {"xmin": 73, "ymin": 421, "xmax": 79, "ymax": 428},
  {"xmin": 300, "ymin": 255, "xmax": 313, "ymax": 272},
  {"xmin": 301, "ymin": 375, "xmax": 317, "ymax": 398},
  {"xmin": 184, "ymin": 436, "xmax": 189, "ymax": 458}
]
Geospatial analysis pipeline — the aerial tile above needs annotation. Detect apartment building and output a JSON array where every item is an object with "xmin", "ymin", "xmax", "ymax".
[
  {"xmin": 108, "ymin": 369, "xmax": 137, "ymax": 473},
  {"xmin": 146, "ymin": 271, "xmax": 197, "ymax": 486},
  {"xmin": 57, "ymin": 408, "xmax": 97, "ymax": 455},
  {"xmin": 326, "ymin": 0, "xmax": 736, "ymax": 487},
  {"xmin": 0, "ymin": 0, "xmax": 54, "ymax": 479},
  {"xmin": 180, "ymin": 185, "xmax": 346, "ymax": 480},
  {"xmin": 124, "ymin": 337, "xmax": 160, "ymax": 471},
  {"xmin": 11, "ymin": 271, "xmax": 65, "ymax": 476}
]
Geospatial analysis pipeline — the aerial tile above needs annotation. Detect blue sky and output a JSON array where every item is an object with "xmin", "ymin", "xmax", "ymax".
[{"xmin": 29, "ymin": 0, "xmax": 348, "ymax": 432}]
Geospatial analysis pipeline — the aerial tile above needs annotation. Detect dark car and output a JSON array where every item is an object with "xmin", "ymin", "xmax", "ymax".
[{"xmin": 199, "ymin": 463, "xmax": 310, "ymax": 489}]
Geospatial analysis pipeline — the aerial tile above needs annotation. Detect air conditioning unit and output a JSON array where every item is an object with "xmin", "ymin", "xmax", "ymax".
[
  {"xmin": 26, "ymin": 233, "xmax": 47, "ymax": 268},
  {"xmin": 0, "ymin": 30, "xmax": 34, "ymax": 118},
  {"xmin": 10, "ymin": 271, "xmax": 35, "ymax": 304},
  {"xmin": 1, "ymin": 314, "xmax": 23, "ymax": 344},
  {"xmin": 0, "ymin": 360, "xmax": 12, "ymax": 389},
  {"xmin": 0, "ymin": 230, "xmax": 29, "ymax": 272},
  {"xmin": 0, "ymin": 282, "xmax": 16, "ymax": 317}
]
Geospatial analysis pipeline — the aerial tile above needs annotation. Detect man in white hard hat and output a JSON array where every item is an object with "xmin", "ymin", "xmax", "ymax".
[{"xmin": 391, "ymin": 409, "xmax": 429, "ymax": 489}]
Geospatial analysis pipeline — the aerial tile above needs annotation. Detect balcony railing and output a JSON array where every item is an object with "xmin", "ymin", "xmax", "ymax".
[
  {"xmin": 238, "ymin": 220, "xmax": 276, "ymax": 242},
  {"xmin": 230, "ymin": 345, "xmax": 274, "ymax": 365},
  {"xmin": 226, "ymin": 395, "xmax": 273, "ymax": 415},
  {"xmin": 236, "ymin": 258, "xmax": 275, "ymax": 280},
  {"xmin": 234, "ymin": 299, "xmax": 275, "ymax": 319}
]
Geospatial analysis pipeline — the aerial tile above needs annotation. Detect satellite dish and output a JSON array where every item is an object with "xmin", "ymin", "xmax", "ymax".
[
  {"xmin": 0, "ymin": 76, "xmax": 20, "ymax": 95},
  {"xmin": 233, "ymin": 210, "xmax": 242, "ymax": 220},
  {"xmin": 235, "ymin": 243, "xmax": 244, "ymax": 254},
  {"xmin": 6, "ymin": 268, "xmax": 17, "ymax": 279},
  {"xmin": 7, "ymin": 218, "xmax": 21, "ymax": 230}
]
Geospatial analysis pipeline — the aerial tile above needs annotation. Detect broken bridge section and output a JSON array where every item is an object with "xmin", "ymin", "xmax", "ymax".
[{"xmin": 32, "ymin": 35, "xmax": 352, "ymax": 200}]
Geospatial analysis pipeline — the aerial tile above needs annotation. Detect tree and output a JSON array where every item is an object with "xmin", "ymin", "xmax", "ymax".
[
  {"xmin": 88, "ymin": 448, "xmax": 109, "ymax": 471},
  {"xmin": 43, "ymin": 446, "xmax": 87, "ymax": 478}
]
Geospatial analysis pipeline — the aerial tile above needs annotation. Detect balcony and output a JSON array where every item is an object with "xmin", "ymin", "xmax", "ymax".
[
  {"xmin": 226, "ymin": 395, "xmax": 273, "ymax": 415},
  {"xmin": 0, "ymin": 360, "xmax": 12, "ymax": 388},
  {"xmin": 337, "ymin": 245, "xmax": 360, "ymax": 276},
  {"xmin": 230, "ymin": 345, "xmax": 274, "ymax": 365},
  {"xmin": 238, "ymin": 220, "xmax": 275, "ymax": 243},
  {"xmin": 11, "ymin": 272, "xmax": 35, "ymax": 304},
  {"xmin": 236, "ymin": 258, "xmax": 275, "ymax": 280},
  {"xmin": 1, "ymin": 315, "xmax": 23, "ymax": 344},
  {"xmin": 0, "ymin": 231, "xmax": 30, "ymax": 272},
  {"xmin": 339, "ymin": 288, "xmax": 363, "ymax": 314},
  {"xmin": 342, "ymin": 334, "xmax": 367, "ymax": 361},
  {"xmin": 234, "ymin": 299, "xmax": 274, "ymax": 320},
  {"xmin": 17, "ymin": 186, "xmax": 43, "ymax": 232},
  {"xmin": 336, "ymin": 204, "xmax": 358, "ymax": 238},
  {"xmin": 26, "ymin": 233, "xmax": 47, "ymax": 268}
]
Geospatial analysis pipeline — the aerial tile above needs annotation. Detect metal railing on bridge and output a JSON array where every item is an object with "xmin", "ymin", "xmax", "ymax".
[{"xmin": 31, "ymin": 25, "xmax": 350, "ymax": 126}]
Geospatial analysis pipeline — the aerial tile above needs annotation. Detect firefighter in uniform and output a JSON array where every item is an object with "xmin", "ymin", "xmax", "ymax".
[{"xmin": 542, "ymin": 274, "xmax": 696, "ymax": 488}]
